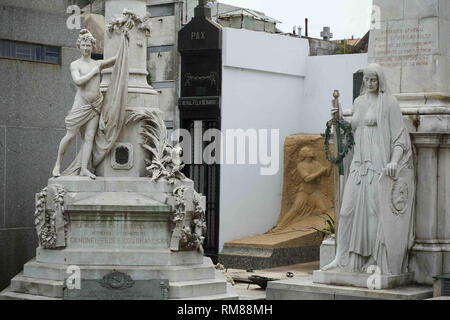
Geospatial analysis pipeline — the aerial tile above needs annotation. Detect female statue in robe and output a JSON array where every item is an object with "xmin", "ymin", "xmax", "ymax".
[{"xmin": 322, "ymin": 64, "xmax": 415, "ymax": 275}]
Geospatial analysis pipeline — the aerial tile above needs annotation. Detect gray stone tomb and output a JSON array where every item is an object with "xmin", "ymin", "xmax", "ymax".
[{"xmin": 0, "ymin": 0, "xmax": 237, "ymax": 301}]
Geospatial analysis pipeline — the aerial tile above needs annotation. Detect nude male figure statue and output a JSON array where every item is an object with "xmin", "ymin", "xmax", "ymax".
[{"xmin": 52, "ymin": 29, "xmax": 117, "ymax": 179}]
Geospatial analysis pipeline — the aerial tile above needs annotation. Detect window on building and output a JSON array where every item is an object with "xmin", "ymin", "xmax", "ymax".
[{"xmin": 0, "ymin": 39, "xmax": 60, "ymax": 64}]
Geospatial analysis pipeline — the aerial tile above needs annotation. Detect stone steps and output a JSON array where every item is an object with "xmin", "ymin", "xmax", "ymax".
[
  {"xmin": 2, "ymin": 269, "xmax": 237, "ymax": 300},
  {"xmin": 177, "ymin": 293, "xmax": 239, "ymax": 300},
  {"xmin": 10, "ymin": 272, "xmax": 64, "ymax": 298},
  {"xmin": 1, "ymin": 278, "xmax": 232, "ymax": 300},
  {"xmin": 23, "ymin": 258, "xmax": 216, "ymax": 282},
  {"xmin": 178, "ymin": 283, "xmax": 239, "ymax": 300},
  {"xmin": 0, "ymin": 287, "xmax": 60, "ymax": 300},
  {"xmin": 168, "ymin": 278, "xmax": 228, "ymax": 299},
  {"xmin": 266, "ymin": 276, "xmax": 434, "ymax": 300}
]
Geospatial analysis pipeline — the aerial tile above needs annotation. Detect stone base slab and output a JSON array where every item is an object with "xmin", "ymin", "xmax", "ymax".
[
  {"xmin": 0, "ymin": 258, "xmax": 239, "ymax": 300},
  {"xmin": 48, "ymin": 176, "xmax": 194, "ymax": 193},
  {"xmin": 36, "ymin": 248, "xmax": 204, "ymax": 266},
  {"xmin": 313, "ymin": 270, "xmax": 413, "ymax": 289},
  {"xmin": 266, "ymin": 276, "xmax": 433, "ymax": 300},
  {"xmin": 24, "ymin": 258, "xmax": 216, "ymax": 281},
  {"xmin": 218, "ymin": 245, "xmax": 319, "ymax": 270},
  {"xmin": 48, "ymin": 176, "xmax": 194, "ymax": 205},
  {"xmin": 23, "ymin": 258, "xmax": 215, "ymax": 281}
]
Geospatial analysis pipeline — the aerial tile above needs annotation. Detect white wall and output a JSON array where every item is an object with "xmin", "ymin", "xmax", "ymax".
[
  {"xmin": 301, "ymin": 54, "xmax": 368, "ymax": 133},
  {"xmin": 218, "ymin": 28, "xmax": 368, "ymax": 251},
  {"xmin": 219, "ymin": 28, "xmax": 309, "ymax": 250}
]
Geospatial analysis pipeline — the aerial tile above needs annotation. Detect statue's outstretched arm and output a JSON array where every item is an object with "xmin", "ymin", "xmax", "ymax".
[
  {"xmin": 99, "ymin": 54, "xmax": 118, "ymax": 70},
  {"xmin": 70, "ymin": 63, "xmax": 99, "ymax": 86}
]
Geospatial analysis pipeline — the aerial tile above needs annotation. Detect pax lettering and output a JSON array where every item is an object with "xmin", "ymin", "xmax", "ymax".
[{"xmin": 191, "ymin": 31, "xmax": 206, "ymax": 40}]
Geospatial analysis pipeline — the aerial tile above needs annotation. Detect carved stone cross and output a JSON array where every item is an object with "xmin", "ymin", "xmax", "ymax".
[{"xmin": 320, "ymin": 26, "xmax": 333, "ymax": 41}]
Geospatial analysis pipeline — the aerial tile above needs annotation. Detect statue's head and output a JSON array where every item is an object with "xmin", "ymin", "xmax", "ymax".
[
  {"xmin": 76, "ymin": 29, "xmax": 96, "ymax": 57},
  {"xmin": 299, "ymin": 147, "xmax": 314, "ymax": 161},
  {"xmin": 362, "ymin": 63, "xmax": 388, "ymax": 95}
]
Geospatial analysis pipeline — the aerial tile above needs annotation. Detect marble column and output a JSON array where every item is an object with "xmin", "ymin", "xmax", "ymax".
[
  {"xmin": 97, "ymin": 0, "xmax": 160, "ymax": 177},
  {"xmin": 369, "ymin": 0, "xmax": 450, "ymax": 284}
]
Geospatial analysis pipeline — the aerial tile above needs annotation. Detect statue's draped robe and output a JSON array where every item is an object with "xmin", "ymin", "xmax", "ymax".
[
  {"xmin": 333, "ymin": 84, "xmax": 415, "ymax": 275},
  {"xmin": 63, "ymin": 34, "xmax": 129, "ymax": 175}
]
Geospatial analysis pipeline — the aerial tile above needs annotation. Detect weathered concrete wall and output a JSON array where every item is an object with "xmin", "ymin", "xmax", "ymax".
[
  {"xmin": 0, "ymin": 3, "xmax": 80, "ymax": 291},
  {"xmin": 148, "ymin": 15, "xmax": 176, "ymax": 46},
  {"xmin": 147, "ymin": 0, "xmax": 181, "ymax": 126},
  {"xmin": 307, "ymin": 38, "xmax": 338, "ymax": 56},
  {"xmin": 1, "ymin": 0, "xmax": 72, "ymax": 14}
]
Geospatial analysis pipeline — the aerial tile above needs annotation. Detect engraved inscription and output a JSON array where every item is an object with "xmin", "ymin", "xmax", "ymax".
[
  {"xmin": 371, "ymin": 26, "xmax": 434, "ymax": 68},
  {"xmin": 68, "ymin": 221, "xmax": 169, "ymax": 249}
]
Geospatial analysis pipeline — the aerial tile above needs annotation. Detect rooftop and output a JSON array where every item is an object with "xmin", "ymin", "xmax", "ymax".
[{"xmin": 216, "ymin": 8, "xmax": 281, "ymax": 24}]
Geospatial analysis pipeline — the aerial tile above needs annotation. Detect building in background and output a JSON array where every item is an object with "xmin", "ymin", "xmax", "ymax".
[
  {"xmin": 0, "ymin": 0, "xmax": 82, "ymax": 291},
  {"xmin": 215, "ymin": 8, "xmax": 280, "ymax": 33},
  {"xmin": 146, "ymin": 0, "xmax": 278, "ymax": 131}
]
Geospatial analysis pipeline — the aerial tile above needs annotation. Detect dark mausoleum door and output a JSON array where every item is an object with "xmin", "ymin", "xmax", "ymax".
[
  {"xmin": 178, "ymin": 1, "xmax": 222, "ymax": 262},
  {"xmin": 180, "ymin": 117, "xmax": 220, "ymax": 262}
]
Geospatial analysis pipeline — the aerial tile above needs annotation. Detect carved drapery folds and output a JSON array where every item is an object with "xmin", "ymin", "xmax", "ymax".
[
  {"xmin": 169, "ymin": 186, "xmax": 206, "ymax": 253},
  {"xmin": 126, "ymin": 109, "xmax": 186, "ymax": 184},
  {"xmin": 34, "ymin": 184, "xmax": 67, "ymax": 249}
]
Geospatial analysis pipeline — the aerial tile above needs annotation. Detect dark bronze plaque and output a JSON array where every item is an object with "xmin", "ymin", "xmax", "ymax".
[{"xmin": 63, "ymin": 272, "xmax": 169, "ymax": 300}]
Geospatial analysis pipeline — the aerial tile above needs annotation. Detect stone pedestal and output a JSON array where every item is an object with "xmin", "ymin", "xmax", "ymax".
[
  {"xmin": 97, "ymin": 0, "xmax": 160, "ymax": 178},
  {"xmin": 312, "ymin": 270, "xmax": 413, "ymax": 289},
  {"xmin": 101, "ymin": 0, "xmax": 156, "ymax": 98},
  {"xmin": 368, "ymin": 0, "xmax": 450, "ymax": 285},
  {"xmin": 319, "ymin": 236, "xmax": 336, "ymax": 269},
  {"xmin": 369, "ymin": 0, "xmax": 449, "ymax": 111},
  {"xmin": 0, "ymin": 0, "xmax": 236, "ymax": 300},
  {"xmin": 95, "ymin": 115, "xmax": 154, "ymax": 177},
  {"xmin": 0, "ymin": 176, "xmax": 238, "ymax": 300},
  {"xmin": 266, "ymin": 277, "xmax": 433, "ymax": 300}
]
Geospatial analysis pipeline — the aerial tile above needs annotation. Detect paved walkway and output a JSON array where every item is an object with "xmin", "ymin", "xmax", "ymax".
[{"xmin": 228, "ymin": 261, "xmax": 320, "ymax": 300}]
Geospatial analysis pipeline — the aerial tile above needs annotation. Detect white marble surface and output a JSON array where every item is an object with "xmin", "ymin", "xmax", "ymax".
[
  {"xmin": 366, "ymin": 0, "xmax": 450, "ymax": 285},
  {"xmin": 313, "ymin": 270, "xmax": 413, "ymax": 289},
  {"xmin": 369, "ymin": 0, "xmax": 450, "ymax": 110},
  {"xmin": 267, "ymin": 276, "xmax": 433, "ymax": 300}
]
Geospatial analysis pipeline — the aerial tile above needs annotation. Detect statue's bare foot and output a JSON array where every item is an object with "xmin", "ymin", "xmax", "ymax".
[
  {"xmin": 321, "ymin": 259, "xmax": 339, "ymax": 271},
  {"xmin": 52, "ymin": 165, "xmax": 61, "ymax": 177},
  {"xmin": 80, "ymin": 169, "xmax": 96, "ymax": 180}
]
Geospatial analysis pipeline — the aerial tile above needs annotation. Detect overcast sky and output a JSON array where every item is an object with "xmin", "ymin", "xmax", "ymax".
[{"xmin": 219, "ymin": 0, "xmax": 373, "ymax": 40}]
